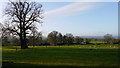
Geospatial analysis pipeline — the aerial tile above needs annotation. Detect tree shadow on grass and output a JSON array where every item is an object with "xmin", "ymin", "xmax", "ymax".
[{"xmin": 2, "ymin": 62, "xmax": 119, "ymax": 68}]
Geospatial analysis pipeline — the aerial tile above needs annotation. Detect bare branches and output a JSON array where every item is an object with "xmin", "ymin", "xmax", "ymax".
[
  {"xmin": 4, "ymin": 0, "xmax": 43, "ymax": 34},
  {"xmin": 3, "ymin": 0, "xmax": 43, "ymax": 49}
]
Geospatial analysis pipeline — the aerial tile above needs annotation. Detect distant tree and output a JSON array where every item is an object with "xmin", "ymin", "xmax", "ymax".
[
  {"xmin": 0, "ymin": 22, "xmax": 11, "ymax": 38},
  {"xmin": 2, "ymin": 36, "xmax": 9, "ymax": 46},
  {"xmin": 65, "ymin": 33, "xmax": 74, "ymax": 45},
  {"xmin": 28, "ymin": 27, "xmax": 42, "ymax": 47},
  {"xmin": 84, "ymin": 38, "xmax": 91, "ymax": 44},
  {"xmin": 48, "ymin": 31, "xmax": 59, "ymax": 46},
  {"xmin": 36, "ymin": 32, "xmax": 43, "ymax": 45},
  {"xmin": 118, "ymin": 39, "xmax": 120, "ymax": 44},
  {"xmin": 104, "ymin": 34, "xmax": 113, "ymax": 44},
  {"xmin": 111, "ymin": 39, "xmax": 119, "ymax": 44},
  {"xmin": 4, "ymin": 0, "xmax": 43, "ymax": 49},
  {"xmin": 79, "ymin": 37, "xmax": 84, "ymax": 43},
  {"xmin": 0, "ymin": 23, "xmax": 5, "ymax": 38},
  {"xmin": 74, "ymin": 36, "xmax": 80, "ymax": 44},
  {"xmin": 0, "ymin": 22, "xmax": 13, "ymax": 46},
  {"xmin": 11, "ymin": 37, "xmax": 20, "ymax": 46},
  {"xmin": 63, "ymin": 35, "xmax": 67, "ymax": 45},
  {"xmin": 42, "ymin": 38, "xmax": 49, "ymax": 46},
  {"xmin": 74, "ymin": 36, "xmax": 84, "ymax": 44},
  {"xmin": 57, "ymin": 33, "xmax": 63, "ymax": 45}
]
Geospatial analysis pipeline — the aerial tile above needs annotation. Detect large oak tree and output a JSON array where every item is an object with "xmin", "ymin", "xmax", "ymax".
[{"xmin": 4, "ymin": 0, "xmax": 43, "ymax": 49}]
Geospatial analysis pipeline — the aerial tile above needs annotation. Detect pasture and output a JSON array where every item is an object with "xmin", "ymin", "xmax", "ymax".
[{"xmin": 2, "ymin": 44, "xmax": 119, "ymax": 68}]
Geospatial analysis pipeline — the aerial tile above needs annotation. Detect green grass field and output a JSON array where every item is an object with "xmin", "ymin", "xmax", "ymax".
[
  {"xmin": 90, "ymin": 41, "xmax": 104, "ymax": 43},
  {"xmin": 2, "ymin": 44, "xmax": 120, "ymax": 68}
]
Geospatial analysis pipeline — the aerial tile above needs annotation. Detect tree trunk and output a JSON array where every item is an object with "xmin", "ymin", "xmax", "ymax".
[
  {"xmin": 20, "ymin": 33, "xmax": 28, "ymax": 49},
  {"xmin": 23, "ymin": 22, "xmax": 28, "ymax": 49},
  {"xmin": 20, "ymin": 37, "xmax": 24, "ymax": 49},
  {"xmin": 20, "ymin": 22, "xmax": 28, "ymax": 49},
  {"xmin": 20, "ymin": 33, "xmax": 25, "ymax": 49}
]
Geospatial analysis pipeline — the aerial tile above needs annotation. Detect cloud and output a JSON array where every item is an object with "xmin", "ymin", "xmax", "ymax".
[{"xmin": 44, "ymin": 3, "xmax": 95, "ymax": 19}]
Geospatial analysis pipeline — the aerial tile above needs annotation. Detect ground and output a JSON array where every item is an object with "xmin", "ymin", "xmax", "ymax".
[{"xmin": 2, "ymin": 44, "xmax": 120, "ymax": 68}]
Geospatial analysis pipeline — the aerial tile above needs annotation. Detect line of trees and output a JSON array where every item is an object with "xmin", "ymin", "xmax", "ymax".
[
  {"xmin": 48, "ymin": 31, "xmax": 85, "ymax": 46},
  {"xmin": 47, "ymin": 31, "xmax": 119, "ymax": 46},
  {"xmin": 104, "ymin": 34, "xmax": 119, "ymax": 44},
  {"xmin": 1, "ymin": 31, "xmax": 119, "ymax": 46}
]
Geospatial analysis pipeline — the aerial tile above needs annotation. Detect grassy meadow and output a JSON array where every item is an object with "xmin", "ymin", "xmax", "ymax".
[{"xmin": 2, "ymin": 44, "xmax": 120, "ymax": 68}]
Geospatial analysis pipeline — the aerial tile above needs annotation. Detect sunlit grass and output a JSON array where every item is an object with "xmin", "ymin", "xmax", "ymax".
[
  {"xmin": 2, "ymin": 44, "xmax": 119, "ymax": 66},
  {"xmin": 90, "ymin": 41, "xmax": 104, "ymax": 43},
  {"xmin": 28, "ymin": 44, "xmax": 119, "ymax": 49}
]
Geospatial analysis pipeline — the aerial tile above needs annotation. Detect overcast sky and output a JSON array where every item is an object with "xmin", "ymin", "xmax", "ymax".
[{"xmin": 0, "ymin": 1, "xmax": 118, "ymax": 37}]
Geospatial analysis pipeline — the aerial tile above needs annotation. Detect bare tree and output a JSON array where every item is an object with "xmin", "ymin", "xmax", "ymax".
[
  {"xmin": 0, "ymin": 22, "xmax": 13, "ymax": 46},
  {"xmin": 0, "ymin": 22, "xmax": 11, "ymax": 38},
  {"xmin": 28, "ymin": 26, "xmax": 42, "ymax": 47},
  {"xmin": 4, "ymin": 0, "xmax": 43, "ymax": 49}
]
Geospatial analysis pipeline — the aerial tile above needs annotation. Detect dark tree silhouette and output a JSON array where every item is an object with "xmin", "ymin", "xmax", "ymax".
[
  {"xmin": 79, "ymin": 37, "xmax": 84, "ymax": 43},
  {"xmin": 84, "ymin": 38, "xmax": 91, "ymax": 44},
  {"xmin": 63, "ymin": 35, "xmax": 67, "ymax": 45},
  {"xmin": 65, "ymin": 33, "xmax": 74, "ymax": 45},
  {"xmin": 4, "ymin": 0, "xmax": 43, "ymax": 49},
  {"xmin": 74, "ymin": 36, "xmax": 84, "ymax": 44},
  {"xmin": 74, "ymin": 36, "xmax": 80, "ymax": 44},
  {"xmin": 48, "ymin": 31, "xmax": 59, "ymax": 46},
  {"xmin": 57, "ymin": 33, "xmax": 63, "ymax": 45}
]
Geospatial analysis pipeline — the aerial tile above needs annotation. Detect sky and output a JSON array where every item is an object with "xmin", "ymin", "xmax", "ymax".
[
  {"xmin": 0, "ymin": 1, "xmax": 118, "ymax": 37},
  {"xmin": 40, "ymin": 2, "xmax": 118, "ymax": 37}
]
